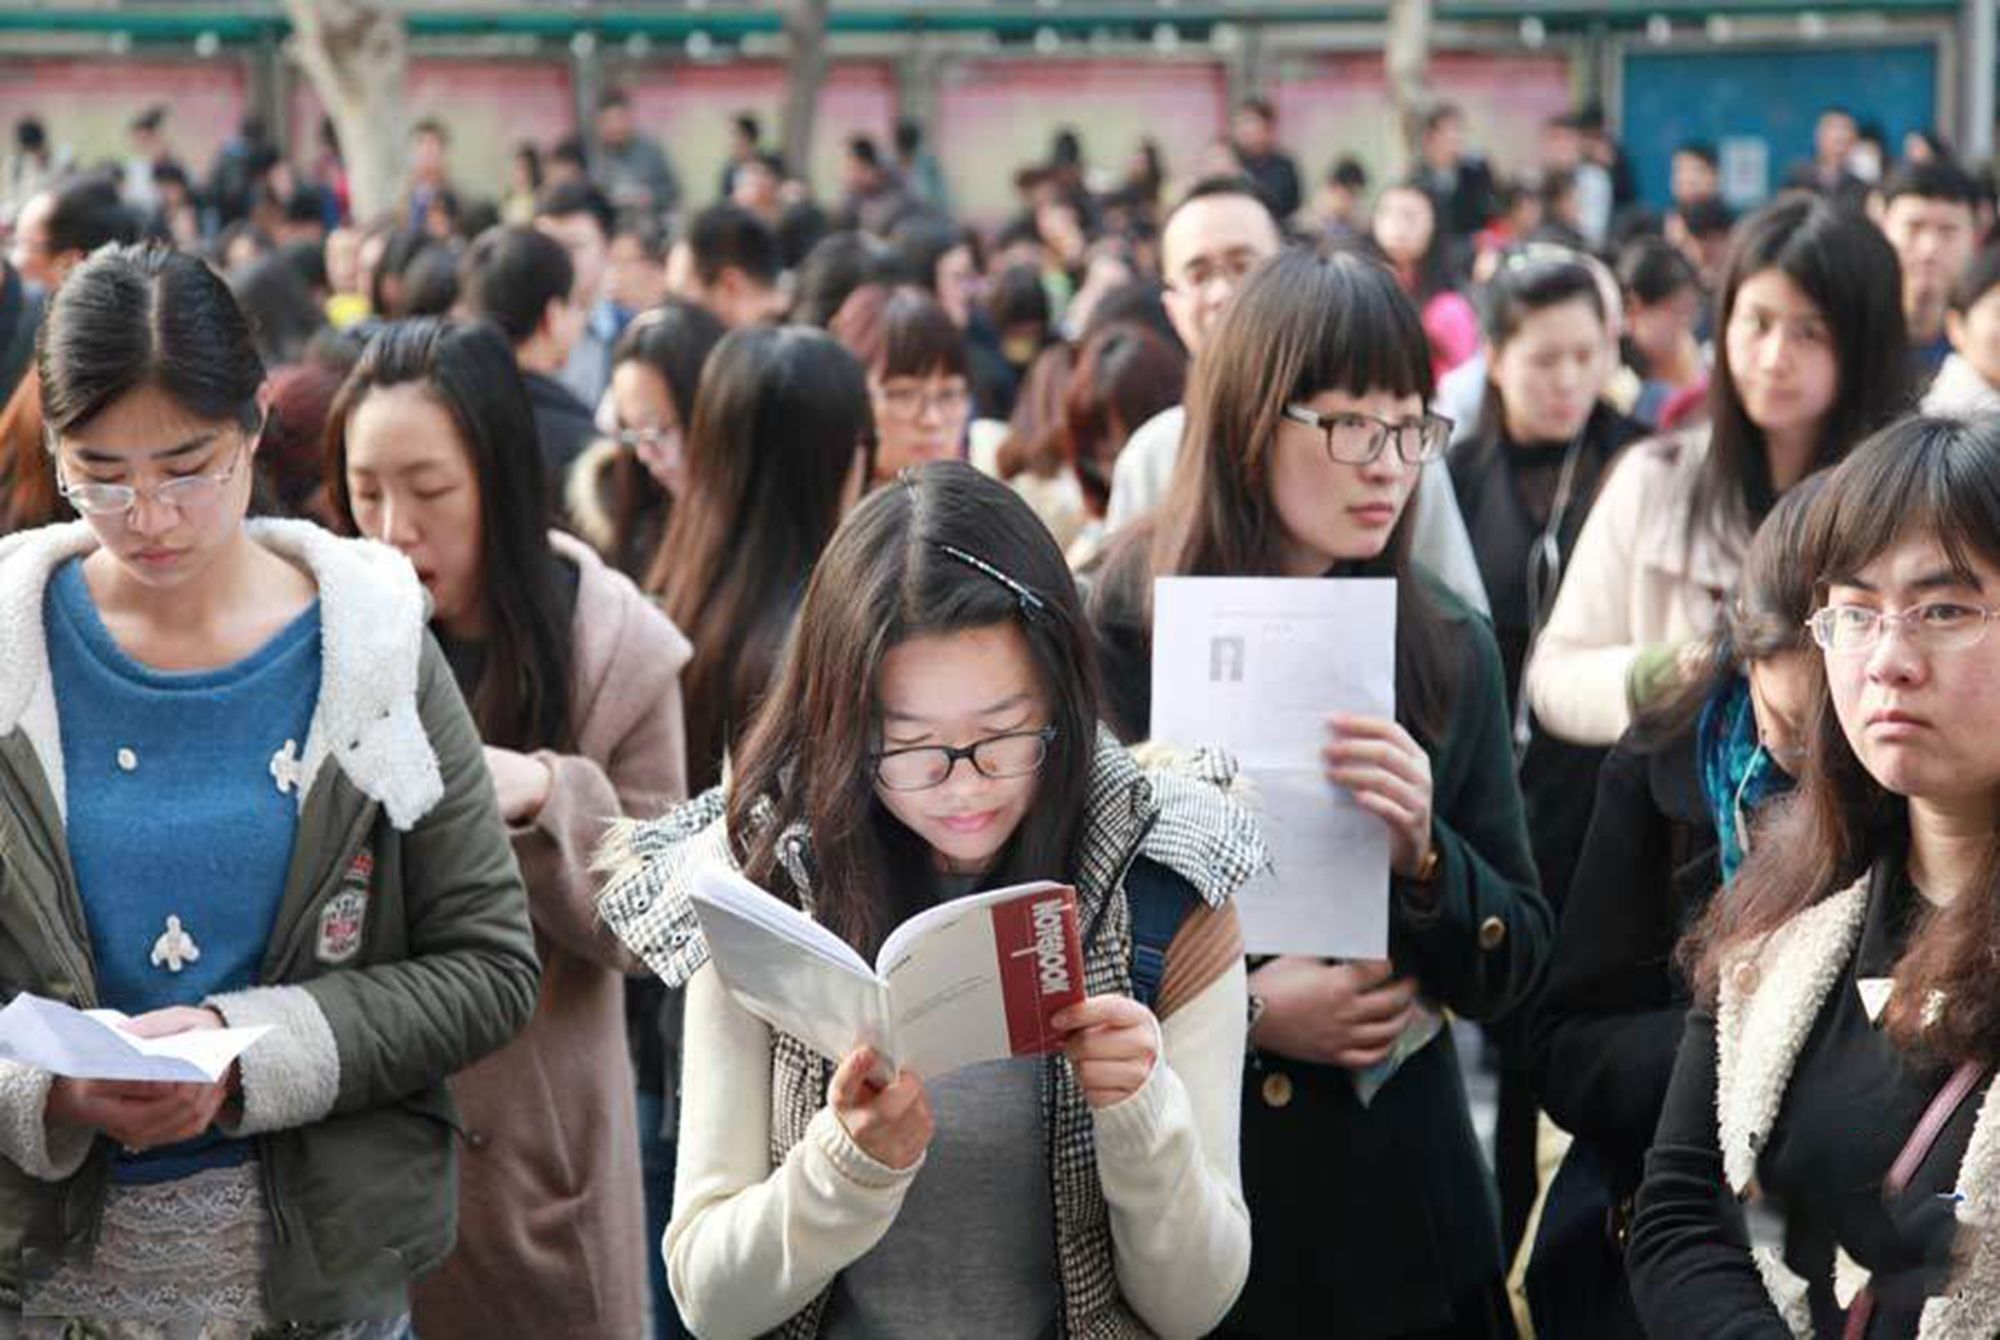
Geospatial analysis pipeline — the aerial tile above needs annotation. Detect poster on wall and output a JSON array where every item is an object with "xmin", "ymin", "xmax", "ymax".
[{"xmin": 1720, "ymin": 137, "xmax": 1769, "ymax": 209}]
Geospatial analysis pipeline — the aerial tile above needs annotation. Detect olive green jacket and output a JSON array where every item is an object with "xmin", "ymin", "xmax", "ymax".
[{"xmin": 0, "ymin": 520, "xmax": 541, "ymax": 1323}]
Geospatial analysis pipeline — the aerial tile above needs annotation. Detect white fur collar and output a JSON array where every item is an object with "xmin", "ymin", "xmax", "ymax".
[
  {"xmin": 0, "ymin": 519, "xmax": 441, "ymax": 830},
  {"xmin": 1716, "ymin": 872, "xmax": 2000, "ymax": 1337}
]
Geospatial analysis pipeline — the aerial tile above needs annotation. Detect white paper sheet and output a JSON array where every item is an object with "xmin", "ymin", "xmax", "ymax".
[
  {"xmin": 1151, "ymin": 576, "xmax": 1397, "ymax": 958},
  {"xmin": 0, "ymin": 993, "xmax": 271, "ymax": 1084}
]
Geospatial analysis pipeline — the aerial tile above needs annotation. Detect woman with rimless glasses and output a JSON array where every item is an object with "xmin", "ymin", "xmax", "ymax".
[
  {"xmin": 566, "ymin": 299, "xmax": 727, "ymax": 583},
  {"xmin": 1089, "ymin": 249, "xmax": 1551, "ymax": 1338},
  {"xmin": 0, "ymin": 246, "xmax": 538, "ymax": 1334},
  {"xmin": 1630, "ymin": 415, "xmax": 2000, "ymax": 1338},
  {"xmin": 595, "ymin": 459, "xmax": 1263, "ymax": 1338}
]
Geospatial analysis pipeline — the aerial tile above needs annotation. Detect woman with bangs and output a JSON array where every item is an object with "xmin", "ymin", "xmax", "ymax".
[
  {"xmin": 1525, "ymin": 193, "xmax": 1908, "ymax": 749},
  {"xmin": 1630, "ymin": 415, "xmax": 2000, "ymax": 1338},
  {"xmin": 595, "ymin": 460, "xmax": 1264, "ymax": 1338},
  {"xmin": 1090, "ymin": 249, "xmax": 1552, "ymax": 1337},
  {"xmin": 830, "ymin": 284, "xmax": 974, "ymax": 484}
]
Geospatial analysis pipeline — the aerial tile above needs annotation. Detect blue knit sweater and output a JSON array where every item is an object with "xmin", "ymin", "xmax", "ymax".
[{"xmin": 44, "ymin": 558, "xmax": 321, "ymax": 1183}]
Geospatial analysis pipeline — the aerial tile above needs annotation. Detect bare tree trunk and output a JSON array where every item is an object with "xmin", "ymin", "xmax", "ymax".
[
  {"xmin": 780, "ymin": 0, "xmax": 830, "ymax": 185},
  {"xmin": 1385, "ymin": 0, "xmax": 1434, "ymax": 175},
  {"xmin": 283, "ymin": 0, "xmax": 408, "ymax": 224}
]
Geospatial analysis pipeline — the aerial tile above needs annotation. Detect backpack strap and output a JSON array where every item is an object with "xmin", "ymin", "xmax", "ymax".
[{"xmin": 1124, "ymin": 858, "xmax": 1201, "ymax": 1011}]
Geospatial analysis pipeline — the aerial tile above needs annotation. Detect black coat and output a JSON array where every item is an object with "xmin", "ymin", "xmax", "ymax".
[
  {"xmin": 1523, "ymin": 720, "xmax": 1718, "ymax": 1337},
  {"xmin": 1091, "ymin": 564, "xmax": 1552, "ymax": 1337},
  {"xmin": 522, "ymin": 368, "xmax": 599, "ymax": 508}
]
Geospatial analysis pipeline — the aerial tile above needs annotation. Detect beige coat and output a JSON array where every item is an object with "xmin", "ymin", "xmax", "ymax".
[
  {"xmin": 1524, "ymin": 428, "xmax": 1742, "ymax": 747},
  {"xmin": 413, "ymin": 531, "xmax": 692, "ymax": 1339}
]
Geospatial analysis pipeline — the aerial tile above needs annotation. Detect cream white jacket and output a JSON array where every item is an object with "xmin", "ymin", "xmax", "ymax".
[
  {"xmin": 666, "ymin": 958, "xmax": 1250, "ymax": 1339},
  {"xmin": 1524, "ymin": 429, "xmax": 1743, "ymax": 746}
]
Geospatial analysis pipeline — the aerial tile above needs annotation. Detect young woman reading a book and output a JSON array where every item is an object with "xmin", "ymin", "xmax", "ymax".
[
  {"xmin": 597, "ymin": 459, "xmax": 1264, "ymax": 1339},
  {"xmin": 1088, "ymin": 249, "xmax": 1552, "ymax": 1338}
]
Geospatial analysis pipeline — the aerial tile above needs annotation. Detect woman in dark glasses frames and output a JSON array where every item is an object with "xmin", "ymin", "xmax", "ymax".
[
  {"xmin": 596, "ymin": 460, "xmax": 1265, "ymax": 1339},
  {"xmin": 1090, "ymin": 248, "xmax": 1550, "ymax": 1339}
]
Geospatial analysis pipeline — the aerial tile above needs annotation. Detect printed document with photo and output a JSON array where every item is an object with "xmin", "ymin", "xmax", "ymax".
[{"xmin": 1150, "ymin": 576, "xmax": 1397, "ymax": 958}]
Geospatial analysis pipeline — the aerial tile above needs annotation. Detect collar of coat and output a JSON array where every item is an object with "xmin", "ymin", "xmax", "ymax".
[
  {"xmin": 0, "ymin": 518, "xmax": 442, "ymax": 830},
  {"xmin": 1716, "ymin": 872, "xmax": 2000, "ymax": 1338},
  {"xmin": 1625, "ymin": 425, "xmax": 1745, "ymax": 595},
  {"xmin": 596, "ymin": 725, "xmax": 1269, "ymax": 990}
]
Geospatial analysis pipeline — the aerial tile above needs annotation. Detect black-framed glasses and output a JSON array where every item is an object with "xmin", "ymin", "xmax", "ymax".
[
  {"xmin": 56, "ymin": 425, "xmax": 258, "ymax": 520},
  {"xmin": 1281, "ymin": 405, "xmax": 1452, "ymax": 466},
  {"xmin": 871, "ymin": 726, "xmax": 1058, "ymax": 792},
  {"xmin": 1807, "ymin": 602, "xmax": 2000, "ymax": 655}
]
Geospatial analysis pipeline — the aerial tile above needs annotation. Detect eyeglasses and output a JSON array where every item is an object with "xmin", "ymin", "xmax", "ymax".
[
  {"xmin": 871, "ymin": 726, "xmax": 1058, "ymax": 792},
  {"xmin": 614, "ymin": 425, "xmax": 681, "ymax": 453},
  {"xmin": 1171, "ymin": 249, "xmax": 1262, "ymax": 295},
  {"xmin": 56, "ymin": 435, "xmax": 253, "ymax": 520},
  {"xmin": 1281, "ymin": 405, "xmax": 1453, "ymax": 466},
  {"xmin": 876, "ymin": 383, "xmax": 971, "ymax": 420},
  {"xmin": 1807, "ymin": 602, "xmax": 2000, "ymax": 654}
]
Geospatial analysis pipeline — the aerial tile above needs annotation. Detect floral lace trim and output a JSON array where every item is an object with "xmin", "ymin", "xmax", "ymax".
[{"xmin": 21, "ymin": 1163, "xmax": 270, "ymax": 1332}]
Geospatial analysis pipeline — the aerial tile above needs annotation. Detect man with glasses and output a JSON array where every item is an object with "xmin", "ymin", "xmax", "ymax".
[{"xmin": 1105, "ymin": 177, "xmax": 1488, "ymax": 614}]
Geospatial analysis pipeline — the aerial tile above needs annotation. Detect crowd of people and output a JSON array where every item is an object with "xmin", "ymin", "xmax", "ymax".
[{"xmin": 0, "ymin": 79, "xmax": 1998, "ymax": 1340}]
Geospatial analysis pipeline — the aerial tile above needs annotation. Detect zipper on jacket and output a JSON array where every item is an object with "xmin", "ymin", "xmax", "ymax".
[{"xmin": 260, "ymin": 1145, "xmax": 290, "ymax": 1245}]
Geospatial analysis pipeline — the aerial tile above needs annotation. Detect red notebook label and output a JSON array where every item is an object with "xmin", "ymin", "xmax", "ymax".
[{"xmin": 992, "ymin": 888, "xmax": 1086, "ymax": 1056}]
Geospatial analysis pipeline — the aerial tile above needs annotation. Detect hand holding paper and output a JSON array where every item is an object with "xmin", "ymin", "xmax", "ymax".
[{"xmin": 0, "ymin": 993, "xmax": 269, "ymax": 1084}]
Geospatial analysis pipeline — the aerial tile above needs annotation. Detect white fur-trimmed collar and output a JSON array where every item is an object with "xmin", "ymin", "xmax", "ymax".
[
  {"xmin": 1715, "ymin": 871, "xmax": 2000, "ymax": 1337},
  {"xmin": 0, "ymin": 518, "xmax": 442, "ymax": 830}
]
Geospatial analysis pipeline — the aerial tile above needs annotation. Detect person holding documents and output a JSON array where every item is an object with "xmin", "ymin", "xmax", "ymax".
[
  {"xmin": 0, "ymin": 245, "xmax": 539, "ymax": 1334},
  {"xmin": 327, "ymin": 319, "xmax": 693, "ymax": 1338},
  {"xmin": 597, "ymin": 461, "xmax": 1265, "ymax": 1339},
  {"xmin": 1089, "ymin": 250, "xmax": 1551, "ymax": 1338}
]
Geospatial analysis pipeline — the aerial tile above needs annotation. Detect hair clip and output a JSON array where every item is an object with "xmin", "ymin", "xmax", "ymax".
[{"xmin": 935, "ymin": 542, "xmax": 1047, "ymax": 618}]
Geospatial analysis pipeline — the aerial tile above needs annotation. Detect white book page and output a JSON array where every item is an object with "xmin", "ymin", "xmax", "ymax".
[
  {"xmin": 0, "ymin": 995, "xmax": 269, "ymax": 1083},
  {"xmin": 1151, "ymin": 577, "xmax": 1397, "ymax": 958},
  {"xmin": 875, "ymin": 884, "xmax": 1065, "ymax": 1080},
  {"xmin": 690, "ymin": 868, "xmax": 892, "ymax": 1066}
]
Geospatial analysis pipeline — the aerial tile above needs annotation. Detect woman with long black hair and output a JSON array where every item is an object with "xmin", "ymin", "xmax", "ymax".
[
  {"xmin": 1091, "ymin": 249, "xmax": 1551, "ymax": 1337},
  {"xmin": 327, "ymin": 318, "xmax": 691, "ymax": 1337}
]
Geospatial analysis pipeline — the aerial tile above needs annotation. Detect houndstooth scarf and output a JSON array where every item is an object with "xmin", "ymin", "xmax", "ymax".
[{"xmin": 596, "ymin": 728, "xmax": 1266, "ymax": 1338}]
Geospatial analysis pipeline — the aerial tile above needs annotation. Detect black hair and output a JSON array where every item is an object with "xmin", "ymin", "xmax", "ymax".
[
  {"xmin": 412, "ymin": 117, "xmax": 448, "ymax": 143},
  {"xmin": 1329, "ymin": 157, "xmax": 1369, "ymax": 191},
  {"xmin": 551, "ymin": 136, "xmax": 588, "ymax": 171},
  {"xmin": 1880, "ymin": 159, "xmax": 1982, "ymax": 211},
  {"xmin": 614, "ymin": 299, "xmax": 727, "ymax": 439},
  {"xmin": 461, "ymin": 225, "xmax": 575, "ymax": 346},
  {"xmin": 230, "ymin": 251, "xmax": 329, "ymax": 367},
  {"xmin": 790, "ymin": 229, "xmax": 904, "ymax": 327},
  {"xmin": 887, "ymin": 214, "xmax": 968, "ymax": 297},
  {"xmin": 40, "ymin": 242, "xmax": 263, "ymax": 439},
  {"xmin": 894, "ymin": 118, "xmax": 923, "ymax": 157},
  {"xmin": 1950, "ymin": 243, "xmax": 2000, "ymax": 314},
  {"xmin": 44, "ymin": 174, "xmax": 142, "ymax": 257},
  {"xmin": 513, "ymin": 141, "xmax": 543, "ymax": 192},
  {"xmin": 1172, "ymin": 173, "xmax": 1281, "ymax": 229},
  {"xmin": 536, "ymin": 178, "xmax": 616, "ymax": 239},
  {"xmin": 847, "ymin": 135, "xmax": 882, "ymax": 170},
  {"xmin": 614, "ymin": 214, "xmax": 667, "ymax": 262},
  {"xmin": 728, "ymin": 460, "xmax": 1101, "ymax": 957},
  {"xmin": 987, "ymin": 262, "xmax": 1051, "ymax": 335},
  {"xmin": 1692, "ymin": 192, "xmax": 1909, "ymax": 554},
  {"xmin": 1679, "ymin": 197, "xmax": 1737, "ymax": 239},
  {"xmin": 1481, "ymin": 251, "xmax": 1604, "ymax": 347},
  {"xmin": 776, "ymin": 199, "xmax": 831, "ymax": 272},
  {"xmin": 399, "ymin": 243, "xmax": 462, "ymax": 318},
  {"xmin": 732, "ymin": 112, "xmax": 761, "ymax": 143},
  {"xmin": 1617, "ymin": 235, "xmax": 1699, "ymax": 307},
  {"xmin": 686, "ymin": 202, "xmax": 780, "ymax": 288},
  {"xmin": 132, "ymin": 106, "xmax": 165, "ymax": 135},
  {"xmin": 1674, "ymin": 141, "xmax": 1720, "ymax": 170},
  {"xmin": 597, "ymin": 87, "xmax": 631, "ymax": 113},
  {"xmin": 284, "ymin": 187, "xmax": 328, "ymax": 227},
  {"xmin": 16, "ymin": 118, "xmax": 46, "ymax": 153},
  {"xmin": 1238, "ymin": 97, "xmax": 1276, "ymax": 124},
  {"xmin": 326, "ymin": 318, "xmax": 572, "ymax": 753}
]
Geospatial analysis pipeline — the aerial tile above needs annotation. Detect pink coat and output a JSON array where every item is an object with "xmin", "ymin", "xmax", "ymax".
[{"xmin": 413, "ymin": 532, "xmax": 691, "ymax": 1338}]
